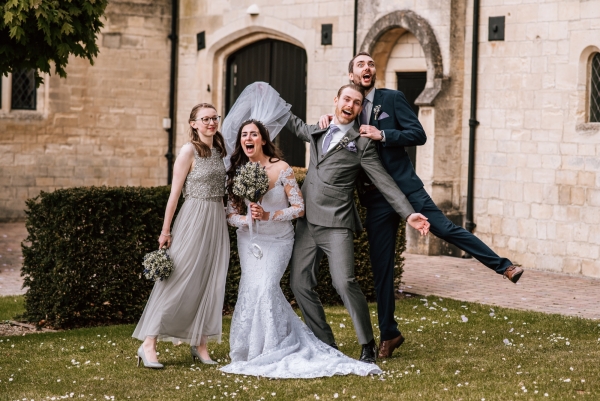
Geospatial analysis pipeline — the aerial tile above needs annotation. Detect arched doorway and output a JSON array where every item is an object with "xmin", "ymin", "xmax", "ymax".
[{"xmin": 226, "ymin": 39, "xmax": 307, "ymax": 167}]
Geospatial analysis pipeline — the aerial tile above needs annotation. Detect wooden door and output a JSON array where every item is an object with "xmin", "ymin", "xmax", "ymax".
[{"xmin": 227, "ymin": 40, "xmax": 307, "ymax": 167}]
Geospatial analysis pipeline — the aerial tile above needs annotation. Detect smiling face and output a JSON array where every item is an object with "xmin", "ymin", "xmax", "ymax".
[
  {"xmin": 334, "ymin": 87, "xmax": 363, "ymax": 125},
  {"xmin": 189, "ymin": 107, "xmax": 219, "ymax": 140},
  {"xmin": 349, "ymin": 54, "xmax": 377, "ymax": 90},
  {"xmin": 240, "ymin": 123, "xmax": 266, "ymax": 160}
]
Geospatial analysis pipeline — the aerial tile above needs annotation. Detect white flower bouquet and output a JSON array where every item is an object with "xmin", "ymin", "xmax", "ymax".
[
  {"xmin": 232, "ymin": 161, "xmax": 270, "ymax": 203},
  {"xmin": 232, "ymin": 161, "xmax": 270, "ymax": 259},
  {"xmin": 142, "ymin": 248, "xmax": 174, "ymax": 281}
]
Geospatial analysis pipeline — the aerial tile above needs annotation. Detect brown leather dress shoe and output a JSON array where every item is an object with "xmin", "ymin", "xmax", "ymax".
[
  {"xmin": 503, "ymin": 265, "xmax": 524, "ymax": 283},
  {"xmin": 378, "ymin": 334, "xmax": 405, "ymax": 358}
]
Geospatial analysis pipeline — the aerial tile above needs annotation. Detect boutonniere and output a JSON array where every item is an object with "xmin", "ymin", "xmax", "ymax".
[
  {"xmin": 373, "ymin": 105, "xmax": 382, "ymax": 120},
  {"xmin": 336, "ymin": 136, "xmax": 357, "ymax": 153}
]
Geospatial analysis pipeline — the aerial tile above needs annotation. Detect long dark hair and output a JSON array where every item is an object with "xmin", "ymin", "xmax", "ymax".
[
  {"xmin": 188, "ymin": 103, "xmax": 227, "ymax": 158},
  {"xmin": 226, "ymin": 119, "xmax": 284, "ymax": 213}
]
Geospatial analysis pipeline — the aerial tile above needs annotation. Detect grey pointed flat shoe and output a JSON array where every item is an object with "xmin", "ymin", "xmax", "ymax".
[
  {"xmin": 190, "ymin": 346, "xmax": 217, "ymax": 365},
  {"xmin": 137, "ymin": 345, "xmax": 164, "ymax": 369}
]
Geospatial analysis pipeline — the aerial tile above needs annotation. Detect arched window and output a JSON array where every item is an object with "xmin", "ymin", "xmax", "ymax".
[{"xmin": 591, "ymin": 53, "xmax": 600, "ymax": 122}]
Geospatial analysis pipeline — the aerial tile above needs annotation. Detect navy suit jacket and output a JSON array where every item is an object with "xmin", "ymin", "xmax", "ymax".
[{"xmin": 362, "ymin": 88, "xmax": 426, "ymax": 197}]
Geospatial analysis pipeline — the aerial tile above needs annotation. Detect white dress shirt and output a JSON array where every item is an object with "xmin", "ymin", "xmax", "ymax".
[{"xmin": 325, "ymin": 121, "xmax": 353, "ymax": 152}]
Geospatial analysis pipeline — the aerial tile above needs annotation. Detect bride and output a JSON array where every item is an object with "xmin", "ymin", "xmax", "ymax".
[{"xmin": 220, "ymin": 83, "xmax": 381, "ymax": 378}]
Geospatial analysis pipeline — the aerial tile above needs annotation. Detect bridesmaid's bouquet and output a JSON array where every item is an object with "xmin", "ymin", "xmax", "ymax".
[
  {"xmin": 142, "ymin": 248, "xmax": 174, "ymax": 281},
  {"xmin": 232, "ymin": 161, "xmax": 269, "ymax": 203}
]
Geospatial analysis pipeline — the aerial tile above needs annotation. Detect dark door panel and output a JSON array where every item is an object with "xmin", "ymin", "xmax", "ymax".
[
  {"xmin": 396, "ymin": 71, "xmax": 426, "ymax": 167},
  {"xmin": 227, "ymin": 39, "xmax": 307, "ymax": 167}
]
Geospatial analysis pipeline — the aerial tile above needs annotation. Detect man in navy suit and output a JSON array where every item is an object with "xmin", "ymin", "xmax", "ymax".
[{"xmin": 320, "ymin": 52, "xmax": 524, "ymax": 359}]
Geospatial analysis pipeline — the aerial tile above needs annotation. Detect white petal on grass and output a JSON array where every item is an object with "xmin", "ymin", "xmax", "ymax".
[{"xmin": 461, "ymin": 315, "xmax": 468, "ymax": 322}]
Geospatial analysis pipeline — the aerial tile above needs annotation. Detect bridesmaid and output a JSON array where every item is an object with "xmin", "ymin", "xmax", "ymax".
[{"xmin": 132, "ymin": 103, "xmax": 229, "ymax": 368}]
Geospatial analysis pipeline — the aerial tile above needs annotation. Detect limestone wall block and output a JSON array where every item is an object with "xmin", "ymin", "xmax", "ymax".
[
  {"xmin": 507, "ymin": 237, "xmax": 528, "ymax": 254},
  {"xmin": 577, "ymin": 171, "xmax": 596, "ymax": 187},
  {"xmin": 562, "ymin": 258, "xmax": 582, "ymax": 274},
  {"xmin": 558, "ymin": 185, "xmax": 571, "ymax": 205},
  {"xmin": 522, "ymin": 110, "xmax": 541, "ymax": 129},
  {"xmin": 541, "ymin": 154, "xmax": 561, "ymax": 169},
  {"xmin": 562, "ymin": 155, "xmax": 584, "ymax": 170},
  {"xmin": 531, "ymin": 203, "xmax": 553, "ymax": 220},
  {"xmin": 567, "ymin": 241, "xmax": 599, "ymax": 260},
  {"xmin": 535, "ymin": 255, "xmax": 563, "ymax": 272},
  {"xmin": 581, "ymin": 259, "xmax": 600, "ymax": 278},
  {"xmin": 499, "ymin": 217, "xmax": 518, "ymax": 237},
  {"xmin": 587, "ymin": 189, "xmax": 600, "ymax": 207}
]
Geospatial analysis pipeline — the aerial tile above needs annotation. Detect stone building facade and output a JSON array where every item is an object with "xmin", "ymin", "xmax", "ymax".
[
  {"xmin": 2, "ymin": 0, "xmax": 599, "ymax": 277},
  {"xmin": 0, "ymin": 0, "xmax": 173, "ymax": 220}
]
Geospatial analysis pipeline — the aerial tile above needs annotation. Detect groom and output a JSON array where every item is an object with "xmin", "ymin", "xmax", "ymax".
[
  {"xmin": 285, "ymin": 83, "xmax": 430, "ymax": 363},
  {"xmin": 320, "ymin": 52, "xmax": 525, "ymax": 359}
]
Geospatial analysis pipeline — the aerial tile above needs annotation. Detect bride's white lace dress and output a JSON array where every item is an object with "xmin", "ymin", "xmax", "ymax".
[{"xmin": 221, "ymin": 166, "xmax": 381, "ymax": 378}]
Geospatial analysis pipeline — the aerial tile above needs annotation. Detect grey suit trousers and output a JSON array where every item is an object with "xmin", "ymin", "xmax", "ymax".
[{"xmin": 290, "ymin": 218, "xmax": 374, "ymax": 346}]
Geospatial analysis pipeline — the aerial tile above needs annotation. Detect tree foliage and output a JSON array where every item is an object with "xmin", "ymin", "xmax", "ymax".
[{"xmin": 0, "ymin": 0, "xmax": 108, "ymax": 85}]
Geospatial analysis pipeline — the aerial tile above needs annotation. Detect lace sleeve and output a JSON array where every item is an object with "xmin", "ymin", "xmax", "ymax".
[
  {"xmin": 269, "ymin": 167, "xmax": 305, "ymax": 222},
  {"xmin": 227, "ymin": 199, "xmax": 249, "ymax": 227}
]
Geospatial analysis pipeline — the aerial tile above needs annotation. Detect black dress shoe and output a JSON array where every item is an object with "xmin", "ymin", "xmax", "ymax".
[
  {"xmin": 359, "ymin": 339, "xmax": 377, "ymax": 364},
  {"xmin": 329, "ymin": 342, "xmax": 339, "ymax": 350}
]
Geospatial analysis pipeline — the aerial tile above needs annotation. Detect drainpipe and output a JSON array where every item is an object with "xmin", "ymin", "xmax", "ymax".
[
  {"xmin": 166, "ymin": 0, "xmax": 178, "ymax": 184},
  {"xmin": 353, "ymin": 0, "xmax": 358, "ymax": 55},
  {"xmin": 465, "ymin": 0, "xmax": 480, "ymax": 235}
]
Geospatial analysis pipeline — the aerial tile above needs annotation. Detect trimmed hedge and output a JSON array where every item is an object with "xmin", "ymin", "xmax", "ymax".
[
  {"xmin": 22, "ymin": 168, "xmax": 405, "ymax": 329},
  {"xmin": 21, "ymin": 186, "xmax": 178, "ymax": 328}
]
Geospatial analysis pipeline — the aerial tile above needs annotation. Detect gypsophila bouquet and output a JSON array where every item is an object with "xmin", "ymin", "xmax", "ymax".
[
  {"xmin": 232, "ymin": 161, "xmax": 269, "ymax": 203},
  {"xmin": 142, "ymin": 248, "xmax": 174, "ymax": 281}
]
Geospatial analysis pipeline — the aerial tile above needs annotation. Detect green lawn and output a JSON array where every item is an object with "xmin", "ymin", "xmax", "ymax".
[
  {"xmin": 0, "ymin": 295, "xmax": 598, "ymax": 400},
  {"xmin": 0, "ymin": 295, "xmax": 24, "ymax": 321}
]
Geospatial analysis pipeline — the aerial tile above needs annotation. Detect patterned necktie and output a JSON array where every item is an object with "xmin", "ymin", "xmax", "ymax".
[
  {"xmin": 322, "ymin": 125, "xmax": 340, "ymax": 154},
  {"xmin": 360, "ymin": 98, "xmax": 370, "ymax": 125}
]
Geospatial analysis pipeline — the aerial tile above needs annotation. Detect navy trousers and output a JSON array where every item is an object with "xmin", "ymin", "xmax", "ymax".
[{"xmin": 363, "ymin": 187, "xmax": 513, "ymax": 341}]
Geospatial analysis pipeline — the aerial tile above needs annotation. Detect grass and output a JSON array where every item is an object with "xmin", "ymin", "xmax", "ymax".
[
  {"xmin": 0, "ymin": 296, "xmax": 25, "ymax": 321},
  {"xmin": 0, "ymin": 295, "xmax": 598, "ymax": 401}
]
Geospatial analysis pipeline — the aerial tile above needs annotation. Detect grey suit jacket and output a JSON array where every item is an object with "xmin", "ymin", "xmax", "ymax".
[{"xmin": 285, "ymin": 114, "xmax": 415, "ymax": 232}]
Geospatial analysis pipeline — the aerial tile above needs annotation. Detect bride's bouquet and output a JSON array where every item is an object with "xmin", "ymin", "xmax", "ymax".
[
  {"xmin": 232, "ymin": 161, "xmax": 269, "ymax": 203},
  {"xmin": 232, "ymin": 161, "xmax": 269, "ymax": 259},
  {"xmin": 142, "ymin": 248, "xmax": 174, "ymax": 281}
]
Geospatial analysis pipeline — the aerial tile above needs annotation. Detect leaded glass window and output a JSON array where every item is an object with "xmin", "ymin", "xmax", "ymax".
[
  {"xmin": 11, "ymin": 69, "xmax": 36, "ymax": 110},
  {"xmin": 591, "ymin": 53, "xmax": 600, "ymax": 123}
]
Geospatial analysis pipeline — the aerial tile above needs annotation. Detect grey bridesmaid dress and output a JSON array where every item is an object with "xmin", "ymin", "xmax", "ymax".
[{"xmin": 133, "ymin": 145, "xmax": 229, "ymax": 345}]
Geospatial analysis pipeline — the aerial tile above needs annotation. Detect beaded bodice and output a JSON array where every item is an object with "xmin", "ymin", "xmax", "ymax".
[{"xmin": 182, "ymin": 144, "xmax": 226, "ymax": 202}]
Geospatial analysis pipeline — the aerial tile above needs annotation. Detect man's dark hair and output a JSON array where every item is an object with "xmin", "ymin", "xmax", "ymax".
[
  {"xmin": 337, "ymin": 83, "xmax": 365, "ymax": 99},
  {"xmin": 348, "ymin": 51, "xmax": 373, "ymax": 73}
]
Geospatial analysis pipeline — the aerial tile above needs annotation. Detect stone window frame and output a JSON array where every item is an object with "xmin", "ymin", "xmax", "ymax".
[
  {"xmin": 576, "ymin": 46, "xmax": 600, "ymax": 134},
  {"xmin": 0, "ymin": 72, "xmax": 49, "ymax": 119}
]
